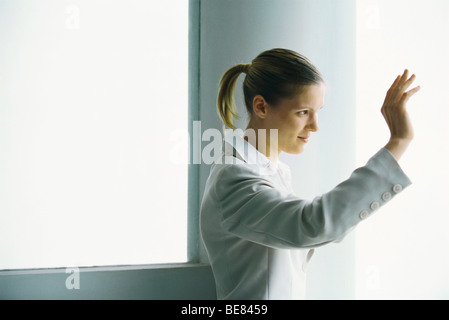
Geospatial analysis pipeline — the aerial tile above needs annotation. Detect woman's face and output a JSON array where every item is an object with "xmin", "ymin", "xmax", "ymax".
[{"xmin": 267, "ymin": 83, "xmax": 325, "ymax": 155}]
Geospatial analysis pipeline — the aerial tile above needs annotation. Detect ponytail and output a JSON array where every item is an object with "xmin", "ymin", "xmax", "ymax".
[{"xmin": 217, "ymin": 64, "xmax": 250, "ymax": 132}]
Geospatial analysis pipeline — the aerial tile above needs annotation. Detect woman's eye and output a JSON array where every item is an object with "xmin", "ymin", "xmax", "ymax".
[{"xmin": 298, "ymin": 110, "xmax": 308, "ymax": 116}]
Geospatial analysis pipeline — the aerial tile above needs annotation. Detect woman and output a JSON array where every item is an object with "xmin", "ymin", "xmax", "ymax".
[{"xmin": 200, "ymin": 48, "xmax": 420, "ymax": 300}]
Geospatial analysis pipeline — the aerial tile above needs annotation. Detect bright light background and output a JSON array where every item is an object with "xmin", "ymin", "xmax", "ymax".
[
  {"xmin": 355, "ymin": 0, "xmax": 449, "ymax": 299},
  {"xmin": 0, "ymin": 0, "xmax": 188, "ymax": 269}
]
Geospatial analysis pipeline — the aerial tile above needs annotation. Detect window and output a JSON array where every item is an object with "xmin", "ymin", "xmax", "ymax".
[
  {"xmin": 355, "ymin": 0, "xmax": 449, "ymax": 299},
  {"xmin": 0, "ymin": 0, "xmax": 188, "ymax": 269}
]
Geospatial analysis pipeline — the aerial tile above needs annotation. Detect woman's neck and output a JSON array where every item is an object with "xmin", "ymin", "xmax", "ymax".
[{"xmin": 244, "ymin": 123, "xmax": 279, "ymax": 164}]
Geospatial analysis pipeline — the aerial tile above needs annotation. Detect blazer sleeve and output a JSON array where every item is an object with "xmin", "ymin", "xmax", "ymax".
[{"xmin": 214, "ymin": 148, "xmax": 412, "ymax": 249}]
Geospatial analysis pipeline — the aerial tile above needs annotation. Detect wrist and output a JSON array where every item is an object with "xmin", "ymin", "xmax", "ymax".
[{"xmin": 384, "ymin": 138, "xmax": 412, "ymax": 162}]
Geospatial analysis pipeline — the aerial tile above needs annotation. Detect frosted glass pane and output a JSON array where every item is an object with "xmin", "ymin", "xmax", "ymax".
[
  {"xmin": 0, "ymin": 0, "xmax": 188, "ymax": 269},
  {"xmin": 355, "ymin": 0, "xmax": 449, "ymax": 299}
]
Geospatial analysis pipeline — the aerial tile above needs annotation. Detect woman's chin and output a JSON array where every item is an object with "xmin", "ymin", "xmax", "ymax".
[{"xmin": 284, "ymin": 146, "xmax": 305, "ymax": 155}]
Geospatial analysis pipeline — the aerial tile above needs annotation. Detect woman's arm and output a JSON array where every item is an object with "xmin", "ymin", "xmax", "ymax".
[{"xmin": 210, "ymin": 148, "xmax": 411, "ymax": 249}]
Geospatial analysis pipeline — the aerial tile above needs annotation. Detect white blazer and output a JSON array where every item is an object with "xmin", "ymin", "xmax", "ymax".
[{"xmin": 200, "ymin": 131, "xmax": 412, "ymax": 300}]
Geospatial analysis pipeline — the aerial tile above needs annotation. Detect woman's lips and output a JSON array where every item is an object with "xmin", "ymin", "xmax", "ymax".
[{"xmin": 298, "ymin": 136, "xmax": 309, "ymax": 143}]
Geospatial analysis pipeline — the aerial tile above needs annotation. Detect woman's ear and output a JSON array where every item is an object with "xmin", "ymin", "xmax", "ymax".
[{"xmin": 252, "ymin": 95, "xmax": 269, "ymax": 119}]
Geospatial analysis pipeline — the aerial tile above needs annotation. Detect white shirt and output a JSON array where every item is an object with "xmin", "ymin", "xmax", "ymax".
[{"xmin": 200, "ymin": 130, "xmax": 412, "ymax": 300}]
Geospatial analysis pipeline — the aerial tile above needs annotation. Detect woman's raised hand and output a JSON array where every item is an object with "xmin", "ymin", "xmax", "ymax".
[{"xmin": 382, "ymin": 69, "xmax": 421, "ymax": 161}]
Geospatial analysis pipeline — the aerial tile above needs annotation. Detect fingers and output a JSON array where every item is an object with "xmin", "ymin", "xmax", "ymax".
[
  {"xmin": 389, "ymin": 69, "xmax": 419, "ymax": 102},
  {"xmin": 387, "ymin": 75, "xmax": 401, "ymax": 96},
  {"xmin": 397, "ymin": 70, "xmax": 412, "ymax": 91},
  {"xmin": 391, "ymin": 75, "xmax": 401, "ymax": 87},
  {"xmin": 401, "ymin": 72, "xmax": 417, "ymax": 91},
  {"xmin": 385, "ymin": 75, "xmax": 401, "ymax": 103},
  {"xmin": 400, "ymin": 85, "xmax": 421, "ymax": 104}
]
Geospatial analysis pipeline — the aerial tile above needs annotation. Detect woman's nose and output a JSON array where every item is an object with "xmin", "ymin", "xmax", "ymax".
[{"xmin": 307, "ymin": 115, "xmax": 319, "ymax": 132}]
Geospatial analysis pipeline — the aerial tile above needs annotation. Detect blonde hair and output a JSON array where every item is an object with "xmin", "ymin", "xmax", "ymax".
[{"xmin": 217, "ymin": 48, "xmax": 324, "ymax": 132}]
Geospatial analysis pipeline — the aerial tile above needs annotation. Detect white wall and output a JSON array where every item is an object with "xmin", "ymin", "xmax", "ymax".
[{"xmin": 198, "ymin": 0, "xmax": 357, "ymax": 299}]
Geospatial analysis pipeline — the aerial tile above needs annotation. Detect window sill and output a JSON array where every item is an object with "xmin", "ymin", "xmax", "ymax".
[
  {"xmin": 0, "ymin": 262, "xmax": 210, "ymax": 275},
  {"xmin": 0, "ymin": 263, "xmax": 216, "ymax": 299}
]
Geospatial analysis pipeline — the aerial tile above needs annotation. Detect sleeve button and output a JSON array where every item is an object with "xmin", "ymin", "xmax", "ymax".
[
  {"xmin": 382, "ymin": 192, "xmax": 392, "ymax": 202},
  {"xmin": 393, "ymin": 184, "xmax": 403, "ymax": 193},
  {"xmin": 359, "ymin": 210, "xmax": 369, "ymax": 220},
  {"xmin": 370, "ymin": 201, "xmax": 380, "ymax": 211}
]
